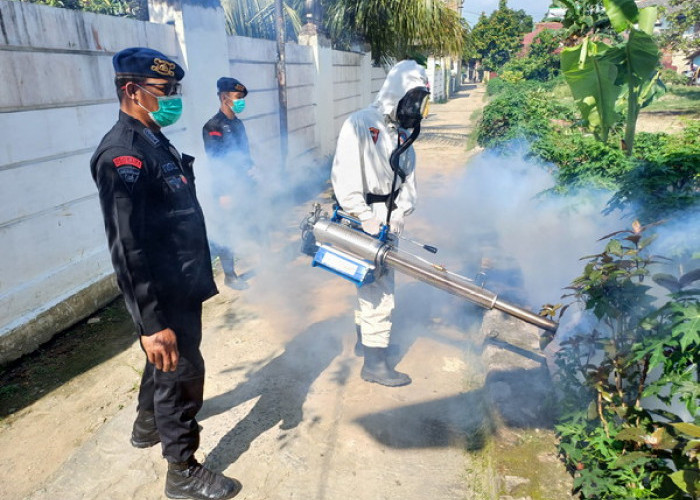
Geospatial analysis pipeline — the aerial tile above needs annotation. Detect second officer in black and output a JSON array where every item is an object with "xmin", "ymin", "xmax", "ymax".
[
  {"xmin": 201, "ymin": 77, "xmax": 254, "ymax": 290},
  {"xmin": 90, "ymin": 47, "xmax": 242, "ymax": 500}
]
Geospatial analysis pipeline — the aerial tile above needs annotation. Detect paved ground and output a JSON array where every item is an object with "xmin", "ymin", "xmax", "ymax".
[{"xmin": 2, "ymin": 84, "xmax": 572, "ymax": 500}]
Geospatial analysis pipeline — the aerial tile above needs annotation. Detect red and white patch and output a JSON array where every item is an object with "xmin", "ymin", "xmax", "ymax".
[
  {"xmin": 112, "ymin": 156, "xmax": 142, "ymax": 168},
  {"xmin": 208, "ymin": 131, "xmax": 223, "ymax": 137},
  {"xmin": 369, "ymin": 127, "xmax": 379, "ymax": 144}
]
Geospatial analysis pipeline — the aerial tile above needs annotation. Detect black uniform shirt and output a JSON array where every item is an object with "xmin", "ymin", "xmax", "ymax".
[
  {"xmin": 90, "ymin": 111, "xmax": 218, "ymax": 336},
  {"xmin": 202, "ymin": 111, "xmax": 252, "ymax": 162}
]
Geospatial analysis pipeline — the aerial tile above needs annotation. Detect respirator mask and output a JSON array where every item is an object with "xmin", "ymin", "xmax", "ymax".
[{"xmin": 396, "ymin": 86, "xmax": 430, "ymax": 129}]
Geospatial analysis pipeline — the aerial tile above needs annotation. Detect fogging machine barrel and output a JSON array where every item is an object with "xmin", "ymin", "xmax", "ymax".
[{"xmin": 309, "ymin": 215, "xmax": 558, "ymax": 333}]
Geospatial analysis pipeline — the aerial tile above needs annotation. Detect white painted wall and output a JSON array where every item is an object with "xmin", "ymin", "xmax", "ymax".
[
  {"xmin": 0, "ymin": 0, "xmax": 183, "ymax": 363},
  {"xmin": 0, "ymin": 0, "xmax": 392, "ymax": 364},
  {"xmin": 427, "ymin": 56, "xmax": 448, "ymax": 102}
]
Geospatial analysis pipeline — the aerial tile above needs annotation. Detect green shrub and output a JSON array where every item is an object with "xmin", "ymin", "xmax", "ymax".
[
  {"xmin": 660, "ymin": 68, "xmax": 691, "ymax": 87},
  {"xmin": 530, "ymin": 131, "xmax": 632, "ymax": 190},
  {"xmin": 552, "ymin": 226, "xmax": 700, "ymax": 500},
  {"xmin": 477, "ymin": 83, "xmax": 573, "ymax": 148},
  {"xmin": 606, "ymin": 122, "xmax": 700, "ymax": 223},
  {"xmin": 486, "ymin": 77, "xmax": 511, "ymax": 96},
  {"xmin": 631, "ymin": 132, "xmax": 670, "ymax": 161}
]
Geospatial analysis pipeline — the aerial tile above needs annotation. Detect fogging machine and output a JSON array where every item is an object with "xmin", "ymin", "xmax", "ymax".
[{"xmin": 299, "ymin": 204, "xmax": 558, "ymax": 333}]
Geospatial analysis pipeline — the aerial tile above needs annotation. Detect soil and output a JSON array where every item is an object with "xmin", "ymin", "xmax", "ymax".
[
  {"xmin": 636, "ymin": 108, "xmax": 698, "ymax": 134},
  {"xmin": 0, "ymin": 85, "xmax": 575, "ymax": 500}
]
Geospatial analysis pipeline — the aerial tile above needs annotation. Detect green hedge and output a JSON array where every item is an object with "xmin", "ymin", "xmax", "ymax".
[{"xmin": 475, "ymin": 80, "xmax": 699, "ymax": 223}]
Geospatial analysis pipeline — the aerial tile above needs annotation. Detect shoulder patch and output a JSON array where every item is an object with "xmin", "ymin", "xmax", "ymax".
[
  {"xmin": 369, "ymin": 127, "xmax": 380, "ymax": 144},
  {"xmin": 112, "ymin": 156, "xmax": 143, "ymax": 169},
  {"xmin": 208, "ymin": 131, "xmax": 223, "ymax": 137},
  {"xmin": 112, "ymin": 156, "xmax": 142, "ymax": 189}
]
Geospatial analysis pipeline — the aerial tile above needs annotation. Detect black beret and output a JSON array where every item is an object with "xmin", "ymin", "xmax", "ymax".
[
  {"xmin": 217, "ymin": 77, "xmax": 248, "ymax": 96},
  {"xmin": 113, "ymin": 47, "xmax": 185, "ymax": 81}
]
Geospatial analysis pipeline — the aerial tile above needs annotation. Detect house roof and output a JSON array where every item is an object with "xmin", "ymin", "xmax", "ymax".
[{"xmin": 521, "ymin": 22, "xmax": 564, "ymax": 55}]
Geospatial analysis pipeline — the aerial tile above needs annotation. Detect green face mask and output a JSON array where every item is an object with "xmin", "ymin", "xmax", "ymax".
[
  {"xmin": 137, "ymin": 85, "xmax": 183, "ymax": 128},
  {"xmin": 231, "ymin": 98, "xmax": 246, "ymax": 114},
  {"xmin": 148, "ymin": 95, "xmax": 183, "ymax": 127}
]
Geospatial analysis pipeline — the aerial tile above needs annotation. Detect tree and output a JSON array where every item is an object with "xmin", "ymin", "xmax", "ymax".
[
  {"xmin": 461, "ymin": 18, "xmax": 476, "ymax": 63},
  {"xmin": 220, "ymin": 0, "xmax": 303, "ymax": 40},
  {"xmin": 527, "ymin": 29, "xmax": 562, "ymax": 79},
  {"xmin": 658, "ymin": 0, "xmax": 700, "ymax": 54},
  {"xmin": 560, "ymin": 0, "xmax": 664, "ymax": 154},
  {"xmin": 19, "ymin": 0, "xmax": 147, "ymax": 19},
  {"xmin": 470, "ymin": 1, "xmax": 533, "ymax": 71},
  {"xmin": 553, "ymin": 0, "xmax": 614, "ymax": 43},
  {"xmin": 502, "ymin": 29, "xmax": 562, "ymax": 81},
  {"xmin": 221, "ymin": 0, "xmax": 465, "ymax": 63},
  {"xmin": 324, "ymin": 0, "xmax": 464, "ymax": 63}
]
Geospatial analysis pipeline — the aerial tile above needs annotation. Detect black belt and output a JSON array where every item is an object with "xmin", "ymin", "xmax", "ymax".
[
  {"xmin": 365, "ymin": 188, "xmax": 401, "ymax": 210},
  {"xmin": 365, "ymin": 188, "xmax": 401, "ymax": 205}
]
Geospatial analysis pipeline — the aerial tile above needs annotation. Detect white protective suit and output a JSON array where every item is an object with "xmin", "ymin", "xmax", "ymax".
[{"xmin": 331, "ymin": 60, "xmax": 429, "ymax": 348}]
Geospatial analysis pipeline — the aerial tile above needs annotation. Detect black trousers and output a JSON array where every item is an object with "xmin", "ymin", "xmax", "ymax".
[
  {"xmin": 137, "ymin": 302, "xmax": 205, "ymax": 463},
  {"xmin": 209, "ymin": 240, "xmax": 236, "ymax": 276}
]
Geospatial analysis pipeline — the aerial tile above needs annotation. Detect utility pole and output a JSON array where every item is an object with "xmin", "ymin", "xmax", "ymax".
[{"xmin": 275, "ymin": 0, "xmax": 288, "ymax": 168}]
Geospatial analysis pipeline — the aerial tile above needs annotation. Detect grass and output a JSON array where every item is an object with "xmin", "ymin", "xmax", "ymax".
[
  {"xmin": 0, "ymin": 299, "xmax": 135, "ymax": 420},
  {"xmin": 494, "ymin": 428, "xmax": 573, "ymax": 499},
  {"xmin": 549, "ymin": 80, "xmax": 700, "ymax": 116},
  {"xmin": 643, "ymin": 84, "xmax": 700, "ymax": 115}
]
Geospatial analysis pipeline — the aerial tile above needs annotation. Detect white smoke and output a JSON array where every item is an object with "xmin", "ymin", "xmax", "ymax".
[
  {"xmin": 419, "ymin": 143, "xmax": 623, "ymax": 312},
  {"xmin": 193, "ymin": 131, "xmax": 337, "ymax": 331}
]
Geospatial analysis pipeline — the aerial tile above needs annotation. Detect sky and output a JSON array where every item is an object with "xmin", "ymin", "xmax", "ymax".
[{"xmin": 462, "ymin": 0, "xmax": 553, "ymax": 26}]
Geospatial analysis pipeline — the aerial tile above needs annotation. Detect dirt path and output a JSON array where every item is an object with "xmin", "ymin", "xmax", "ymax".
[{"xmin": 1, "ymin": 84, "xmax": 572, "ymax": 500}]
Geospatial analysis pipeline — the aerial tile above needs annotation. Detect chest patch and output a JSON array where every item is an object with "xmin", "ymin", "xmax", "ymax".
[
  {"xmin": 161, "ymin": 162, "xmax": 188, "ymax": 192},
  {"xmin": 165, "ymin": 174, "xmax": 188, "ymax": 191},
  {"xmin": 208, "ymin": 131, "xmax": 223, "ymax": 137},
  {"xmin": 161, "ymin": 162, "xmax": 179, "ymax": 174},
  {"xmin": 142, "ymin": 128, "xmax": 160, "ymax": 146},
  {"xmin": 369, "ymin": 127, "xmax": 380, "ymax": 144}
]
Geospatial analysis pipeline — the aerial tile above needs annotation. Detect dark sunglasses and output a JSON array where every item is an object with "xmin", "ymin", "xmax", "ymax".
[{"xmin": 139, "ymin": 82, "xmax": 182, "ymax": 96}]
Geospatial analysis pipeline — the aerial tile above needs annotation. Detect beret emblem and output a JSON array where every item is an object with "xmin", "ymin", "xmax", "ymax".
[{"xmin": 151, "ymin": 58, "xmax": 176, "ymax": 77}]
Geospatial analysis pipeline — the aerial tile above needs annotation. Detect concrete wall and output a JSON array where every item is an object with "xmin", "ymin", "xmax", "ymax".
[
  {"xmin": 0, "ymin": 0, "xmax": 392, "ymax": 365},
  {"xmin": 332, "ymin": 50, "xmax": 364, "ymax": 134},
  {"xmin": 0, "ymin": 0, "xmax": 183, "ymax": 364},
  {"xmin": 427, "ymin": 56, "xmax": 447, "ymax": 102}
]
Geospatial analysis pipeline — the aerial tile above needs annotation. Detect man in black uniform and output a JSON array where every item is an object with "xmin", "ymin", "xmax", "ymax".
[
  {"xmin": 90, "ymin": 47, "xmax": 242, "ymax": 500},
  {"xmin": 201, "ymin": 77, "xmax": 253, "ymax": 290}
]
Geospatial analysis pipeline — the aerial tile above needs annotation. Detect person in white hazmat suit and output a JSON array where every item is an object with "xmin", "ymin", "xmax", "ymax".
[{"xmin": 331, "ymin": 60, "xmax": 430, "ymax": 387}]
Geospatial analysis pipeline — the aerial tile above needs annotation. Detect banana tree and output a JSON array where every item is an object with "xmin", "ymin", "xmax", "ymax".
[{"xmin": 560, "ymin": 0, "xmax": 663, "ymax": 155}]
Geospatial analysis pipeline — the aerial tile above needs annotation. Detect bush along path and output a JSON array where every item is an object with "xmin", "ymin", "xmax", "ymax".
[{"xmin": 474, "ymin": 68, "xmax": 699, "ymax": 500}]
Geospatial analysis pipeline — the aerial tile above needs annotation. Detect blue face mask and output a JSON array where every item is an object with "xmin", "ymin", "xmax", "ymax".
[{"xmin": 231, "ymin": 99, "xmax": 246, "ymax": 114}]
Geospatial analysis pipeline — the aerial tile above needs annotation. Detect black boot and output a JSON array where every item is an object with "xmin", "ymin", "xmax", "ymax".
[
  {"xmin": 361, "ymin": 347, "xmax": 411, "ymax": 387},
  {"xmin": 165, "ymin": 457, "xmax": 242, "ymax": 500},
  {"xmin": 224, "ymin": 273, "xmax": 249, "ymax": 290},
  {"xmin": 130, "ymin": 410, "xmax": 160, "ymax": 448},
  {"xmin": 354, "ymin": 325, "xmax": 363, "ymax": 356}
]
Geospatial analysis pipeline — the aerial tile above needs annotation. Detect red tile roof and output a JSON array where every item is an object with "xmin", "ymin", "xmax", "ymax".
[{"xmin": 521, "ymin": 22, "xmax": 564, "ymax": 56}]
